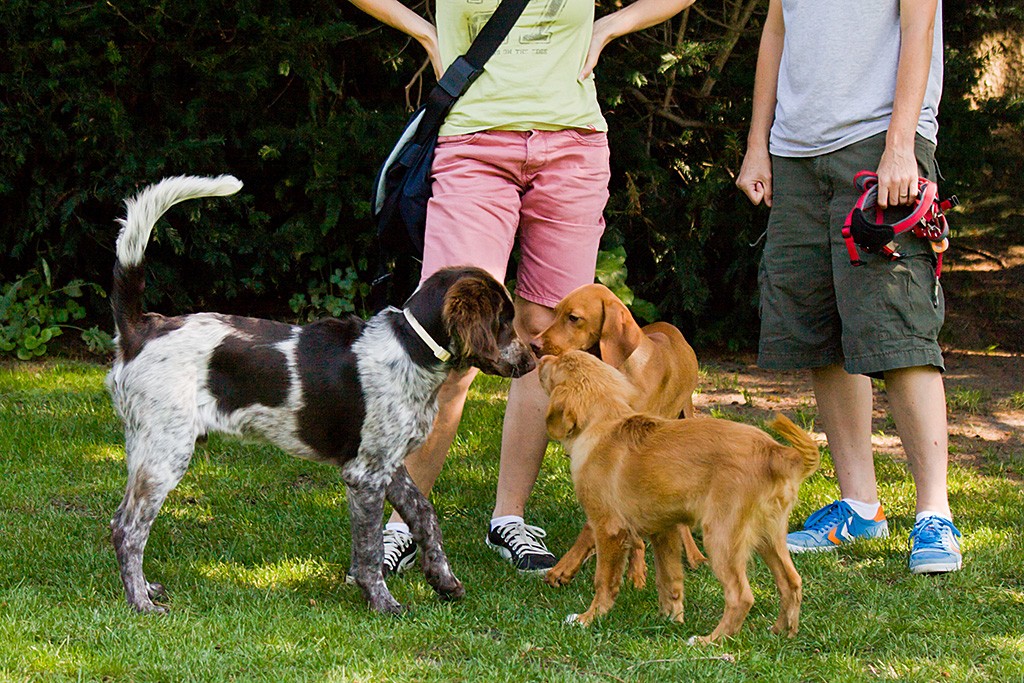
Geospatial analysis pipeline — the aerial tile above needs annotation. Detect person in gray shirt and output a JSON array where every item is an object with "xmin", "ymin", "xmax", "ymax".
[{"xmin": 736, "ymin": 0, "xmax": 961, "ymax": 574}]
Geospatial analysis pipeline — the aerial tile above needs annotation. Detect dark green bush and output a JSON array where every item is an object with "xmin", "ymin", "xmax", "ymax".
[
  {"xmin": 1, "ymin": 0, "xmax": 1020, "ymax": 354},
  {"xmin": 1, "ymin": 0, "xmax": 411, "ymax": 319}
]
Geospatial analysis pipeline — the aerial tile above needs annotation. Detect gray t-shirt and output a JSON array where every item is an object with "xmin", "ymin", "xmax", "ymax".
[{"xmin": 770, "ymin": 0, "xmax": 943, "ymax": 158}]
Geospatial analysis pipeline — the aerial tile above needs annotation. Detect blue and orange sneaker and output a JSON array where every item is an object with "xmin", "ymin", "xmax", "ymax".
[
  {"xmin": 786, "ymin": 500, "xmax": 889, "ymax": 553},
  {"xmin": 908, "ymin": 516, "xmax": 962, "ymax": 574}
]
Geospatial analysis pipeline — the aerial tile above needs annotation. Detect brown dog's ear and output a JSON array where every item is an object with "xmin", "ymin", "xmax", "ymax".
[
  {"xmin": 444, "ymin": 278, "xmax": 501, "ymax": 364},
  {"xmin": 598, "ymin": 296, "xmax": 644, "ymax": 368},
  {"xmin": 537, "ymin": 355, "xmax": 556, "ymax": 392},
  {"xmin": 545, "ymin": 387, "xmax": 579, "ymax": 441}
]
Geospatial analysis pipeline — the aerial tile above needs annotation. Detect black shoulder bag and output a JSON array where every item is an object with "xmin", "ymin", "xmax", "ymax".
[{"xmin": 369, "ymin": 0, "xmax": 530, "ymax": 307}]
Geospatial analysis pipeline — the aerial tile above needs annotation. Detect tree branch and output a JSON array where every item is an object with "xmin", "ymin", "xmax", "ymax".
[
  {"xmin": 628, "ymin": 87, "xmax": 725, "ymax": 129},
  {"xmin": 698, "ymin": 0, "xmax": 761, "ymax": 98}
]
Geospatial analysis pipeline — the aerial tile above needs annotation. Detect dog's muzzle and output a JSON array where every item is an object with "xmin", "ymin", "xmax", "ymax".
[{"xmin": 508, "ymin": 340, "xmax": 538, "ymax": 378}]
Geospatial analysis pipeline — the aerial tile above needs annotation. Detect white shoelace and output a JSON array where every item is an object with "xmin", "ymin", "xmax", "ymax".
[
  {"xmin": 382, "ymin": 529, "xmax": 414, "ymax": 568},
  {"xmin": 495, "ymin": 522, "xmax": 549, "ymax": 556}
]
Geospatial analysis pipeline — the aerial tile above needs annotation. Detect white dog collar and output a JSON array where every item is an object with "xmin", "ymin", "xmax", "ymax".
[{"xmin": 403, "ymin": 308, "xmax": 452, "ymax": 362}]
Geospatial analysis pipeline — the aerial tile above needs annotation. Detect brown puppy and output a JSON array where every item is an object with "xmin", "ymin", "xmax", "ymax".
[
  {"xmin": 532, "ymin": 283, "xmax": 698, "ymax": 418},
  {"xmin": 539, "ymin": 351, "xmax": 819, "ymax": 643},
  {"xmin": 532, "ymin": 283, "xmax": 704, "ymax": 586}
]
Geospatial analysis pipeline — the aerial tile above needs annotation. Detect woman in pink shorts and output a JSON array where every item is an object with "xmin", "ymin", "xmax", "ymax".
[{"xmin": 351, "ymin": 0, "xmax": 695, "ymax": 574}]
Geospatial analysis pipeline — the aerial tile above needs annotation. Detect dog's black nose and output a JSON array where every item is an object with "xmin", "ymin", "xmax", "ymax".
[
  {"xmin": 529, "ymin": 340, "xmax": 543, "ymax": 358},
  {"xmin": 510, "ymin": 351, "xmax": 537, "ymax": 378}
]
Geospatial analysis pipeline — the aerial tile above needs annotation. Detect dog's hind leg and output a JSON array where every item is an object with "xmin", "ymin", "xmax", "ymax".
[
  {"xmin": 679, "ymin": 524, "xmax": 707, "ymax": 570},
  {"xmin": 757, "ymin": 531, "xmax": 802, "ymax": 637},
  {"xmin": 385, "ymin": 465, "xmax": 464, "ymax": 601},
  {"xmin": 345, "ymin": 479, "xmax": 404, "ymax": 615},
  {"xmin": 625, "ymin": 534, "xmax": 648, "ymax": 589},
  {"xmin": 650, "ymin": 529, "xmax": 685, "ymax": 622},
  {"xmin": 111, "ymin": 431, "xmax": 195, "ymax": 614},
  {"xmin": 697, "ymin": 519, "xmax": 755, "ymax": 643}
]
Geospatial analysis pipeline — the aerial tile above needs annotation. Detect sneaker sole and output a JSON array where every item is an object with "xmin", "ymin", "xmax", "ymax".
[
  {"xmin": 485, "ymin": 538, "xmax": 551, "ymax": 574},
  {"xmin": 344, "ymin": 550, "xmax": 418, "ymax": 585},
  {"xmin": 786, "ymin": 542, "xmax": 841, "ymax": 554},
  {"xmin": 787, "ymin": 528, "xmax": 890, "ymax": 554},
  {"xmin": 910, "ymin": 558, "xmax": 962, "ymax": 575}
]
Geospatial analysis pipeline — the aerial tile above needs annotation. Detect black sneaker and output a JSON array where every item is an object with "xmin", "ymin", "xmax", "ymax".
[
  {"xmin": 345, "ymin": 528, "xmax": 418, "ymax": 584},
  {"xmin": 486, "ymin": 521, "xmax": 556, "ymax": 573}
]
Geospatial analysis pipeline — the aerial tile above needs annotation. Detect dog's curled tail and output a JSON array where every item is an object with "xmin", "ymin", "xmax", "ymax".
[
  {"xmin": 112, "ymin": 175, "xmax": 242, "ymax": 356},
  {"xmin": 771, "ymin": 413, "xmax": 820, "ymax": 479},
  {"xmin": 115, "ymin": 175, "xmax": 243, "ymax": 267}
]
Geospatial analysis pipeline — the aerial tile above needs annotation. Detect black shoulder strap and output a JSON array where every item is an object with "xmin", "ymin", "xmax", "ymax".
[
  {"xmin": 444, "ymin": 0, "xmax": 530, "ymax": 94},
  {"xmin": 414, "ymin": 0, "xmax": 530, "ymax": 142}
]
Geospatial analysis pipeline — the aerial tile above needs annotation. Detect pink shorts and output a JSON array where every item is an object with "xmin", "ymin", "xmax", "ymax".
[{"xmin": 420, "ymin": 129, "xmax": 610, "ymax": 307}]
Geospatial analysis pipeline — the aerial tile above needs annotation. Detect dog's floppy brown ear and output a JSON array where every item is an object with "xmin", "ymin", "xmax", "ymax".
[
  {"xmin": 598, "ymin": 294, "xmax": 644, "ymax": 368},
  {"xmin": 545, "ymin": 387, "xmax": 579, "ymax": 441},
  {"xmin": 443, "ymin": 277, "xmax": 501, "ymax": 364}
]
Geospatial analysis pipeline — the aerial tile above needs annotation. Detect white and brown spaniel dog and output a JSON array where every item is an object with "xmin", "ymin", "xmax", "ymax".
[{"xmin": 105, "ymin": 175, "xmax": 535, "ymax": 615}]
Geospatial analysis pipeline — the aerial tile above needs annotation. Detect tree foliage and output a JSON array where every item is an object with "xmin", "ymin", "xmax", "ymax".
[{"xmin": 1, "ymin": 0, "xmax": 1020, "ymax": 351}]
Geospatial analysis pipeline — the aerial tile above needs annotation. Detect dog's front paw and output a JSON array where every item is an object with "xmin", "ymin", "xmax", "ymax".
[
  {"xmin": 626, "ymin": 563, "xmax": 647, "ymax": 590},
  {"xmin": 423, "ymin": 563, "xmax": 465, "ymax": 601},
  {"xmin": 565, "ymin": 611, "xmax": 595, "ymax": 627},
  {"xmin": 659, "ymin": 603, "xmax": 685, "ymax": 623},
  {"xmin": 436, "ymin": 578, "xmax": 465, "ymax": 601},
  {"xmin": 685, "ymin": 553, "xmax": 708, "ymax": 570},
  {"xmin": 368, "ymin": 595, "xmax": 406, "ymax": 616},
  {"xmin": 544, "ymin": 564, "xmax": 576, "ymax": 587},
  {"xmin": 129, "ymin": 599, "xmax": 168, "ymax": 615},
  {"xmin": 361, "ymin": 584, "xmax": 406, "ymax": 616},
  {"xmin": 770, "ymin": 620, "xmax": 799, "ymax": 637}
]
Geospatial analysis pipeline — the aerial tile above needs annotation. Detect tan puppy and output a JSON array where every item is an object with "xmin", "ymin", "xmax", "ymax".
[
  {"xmin": 532, "ymin": 283, "xmax": 704, "ymax": 586},
  {"xmin": 532, "ymin": 283, "xmax": 698, "ymax": 419},
  {"xmin": 539, "ymin": 351, "xmax": 819, "ymax": 643}
]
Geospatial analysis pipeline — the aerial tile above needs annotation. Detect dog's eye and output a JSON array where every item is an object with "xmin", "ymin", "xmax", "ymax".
[{"xmin": 567, "ymin": 314, "xmax": 581, "ymax": 324}]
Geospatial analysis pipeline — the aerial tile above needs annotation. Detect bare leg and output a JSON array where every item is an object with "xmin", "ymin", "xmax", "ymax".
[
  {"xmin": 811, "ymin": 363, "xmax": 878, "ymax": 503},
  {"xmin": 884, "ymin": 366, "xmax": 951, "ymax": 517},
  {"xmin": 492, "ymin": 298, "xmax": 555, "ymax": 519},
  {"xmin": 390, "ymin": 298, "xmax": 553, "ymax": 524}
]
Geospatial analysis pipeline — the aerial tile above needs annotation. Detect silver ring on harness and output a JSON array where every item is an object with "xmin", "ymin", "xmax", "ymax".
[{"xmin": 841, "ymin": 170, "xmax": 958, "ymax": 278}]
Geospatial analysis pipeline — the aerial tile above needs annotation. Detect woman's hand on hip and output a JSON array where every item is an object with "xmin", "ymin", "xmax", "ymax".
[
  {"xmin": 580, "ymin": 16, "xmax": 615, "ymax": 79},
  {"xmin": 418, "ymin": 26, "xmax": 443, "ymax": 80}
]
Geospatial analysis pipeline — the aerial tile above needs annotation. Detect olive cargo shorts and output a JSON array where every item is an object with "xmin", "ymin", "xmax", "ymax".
[{"xmin": 758, "ymin": 132, "xmax": 945, "ymax": 377}]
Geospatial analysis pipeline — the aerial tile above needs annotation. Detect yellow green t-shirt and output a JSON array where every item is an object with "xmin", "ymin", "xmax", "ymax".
[{"xmin": 436, "ymin": 0, "xmax": 608, "ymax": 136}]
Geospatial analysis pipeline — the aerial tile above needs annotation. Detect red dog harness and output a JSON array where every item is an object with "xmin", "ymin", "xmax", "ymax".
[{"xmin": 842, "ymin": 170, "xmax": 957, "ymax": 277}]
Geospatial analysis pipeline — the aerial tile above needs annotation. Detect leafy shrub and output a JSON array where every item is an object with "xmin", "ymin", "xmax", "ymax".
[
  {"xmin": 289, "ymin": 264, "xmax": 371, "ymax": 321},
  {"xmin": 0, "ymin": 0, "xmax": 405, "ymax": 317},
  {"xmin": 1, "ymin": 1, "xmax": 1020, "ymax": 352},
  {"xmin": 0, "ymin": 263, "xmax": 112, "ymax": 360}
]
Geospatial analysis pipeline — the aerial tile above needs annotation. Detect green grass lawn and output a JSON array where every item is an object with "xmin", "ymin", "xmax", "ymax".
[{"xmin": 1, "ymin": 361, "xmax": 1022, "ymax": 682}]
